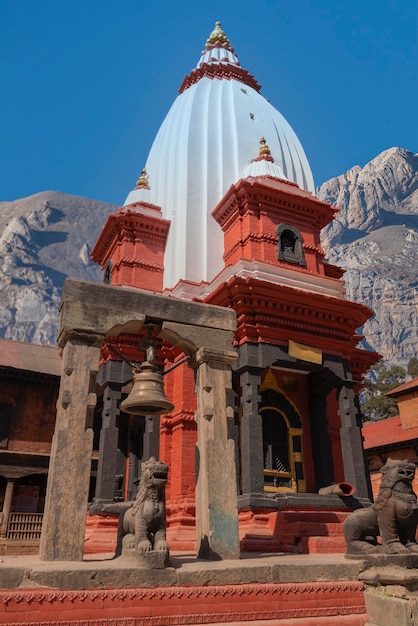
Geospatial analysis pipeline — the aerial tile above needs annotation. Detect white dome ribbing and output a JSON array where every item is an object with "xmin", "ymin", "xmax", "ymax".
[{"xmin": 124, "ymin": 22, "xmax": 314, "ymax": 288}]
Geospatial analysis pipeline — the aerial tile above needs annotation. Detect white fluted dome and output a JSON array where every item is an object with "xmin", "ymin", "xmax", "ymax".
[{"xmin": 124, "ymin": 22, "xmax": 314, "ymax": 289}]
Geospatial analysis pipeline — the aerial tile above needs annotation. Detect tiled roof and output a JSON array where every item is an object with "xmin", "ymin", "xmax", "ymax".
[
  {"xmin": 363, "ymin": 414, "xmax": 418, "ymax": 450},
  {"xmin": 386, "ymin": 376, "xmax": 418, "ymax": 397},
  {"xmin": 0, "ymin": 338, "xmax": 61, "ymax": 377}
]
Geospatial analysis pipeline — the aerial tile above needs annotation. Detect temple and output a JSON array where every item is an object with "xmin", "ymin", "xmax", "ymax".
[
  {"xmin": 52, "ymin": 24, "xmax": 377, "ymax": 561},
  {"xmin": 88, "ymin": 22, "xmax": 379, "ymax": 554},
  {"xmin": 0, "ymin": 20, "xmax": 393, "ymax": 626}
]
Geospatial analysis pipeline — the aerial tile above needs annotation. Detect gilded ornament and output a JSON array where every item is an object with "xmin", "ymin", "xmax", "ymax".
[
  {"xmin": 207, "ymin": 21, "xmax": 230, "ymax": 46},
  {"xmin": 259, "ymin": 137, "xmax": 271, "ymax": 157},
  {"xmin": 136, "ymin": 168, "xmax": 149, "ymax": 188}
]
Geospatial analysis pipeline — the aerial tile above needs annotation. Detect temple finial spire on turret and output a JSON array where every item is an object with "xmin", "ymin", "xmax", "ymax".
[
  {"xmin": 136, "ymin": 168, "xmax": 150, "ymax": 190},
  {"xmin": 243, "ymin": 137, "xmax": 287, "ymax": 181},
  {"xmin": 207, "ymin": 21, "xmax": 230, "ymax": 47},
  {"xmin": 182, "ymin": 20, "xmax": 262, "ymax": 93},
  {"xmin": 259, "ymin": 137, "xmax": 272, "ymax": 159}
]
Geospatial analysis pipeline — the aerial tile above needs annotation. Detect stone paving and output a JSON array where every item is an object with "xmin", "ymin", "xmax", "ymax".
[{"xmin": 0, "ymin": 550, "xmax": 367, "ymax": 589}]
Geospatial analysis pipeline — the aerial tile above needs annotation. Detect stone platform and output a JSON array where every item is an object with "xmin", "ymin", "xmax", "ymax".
[{"xmin": 0, "ymin": 551, "xmax": 370, "ymax": 625}]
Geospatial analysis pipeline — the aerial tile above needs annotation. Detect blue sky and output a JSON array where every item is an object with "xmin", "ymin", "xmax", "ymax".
[{"xmin": 1, "ymin": 0, "xmax": 416, "ymax": 205}]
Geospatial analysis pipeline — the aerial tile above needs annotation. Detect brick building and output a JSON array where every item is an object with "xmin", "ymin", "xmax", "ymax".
[
  {"xmin": 363, "ymin": 376, "xmax": 418, "ymax": 499},
  {"xmin": 0, "ymin": 338, "xmax": 60, "ymax": 549}
]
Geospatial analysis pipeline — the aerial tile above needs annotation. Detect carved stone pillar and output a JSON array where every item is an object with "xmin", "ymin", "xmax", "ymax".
[
  {"xmin": 239, "ymin": 370, "xmax": 264, "ymax": 496},
  {"xmin": 0, "ymin": 479, "xmax": 15, "ymax": 538},
  {"xmin": 39, "ymin": 337, "xmax": 102, "ymax": 561},
  {"xmin": 193, "ymin": 347, "xmax": 240, "ymax": 560},
  {"xmin": 338, "ymin": 383, "xmax": 369, "ymax": 499},
  {"xmin": 308, "ymin": 374, "xmax": 335, "ymax": 491},
  {"xmin": 95, "ymin": 383, "xmax": 123, "ymax": 502}
]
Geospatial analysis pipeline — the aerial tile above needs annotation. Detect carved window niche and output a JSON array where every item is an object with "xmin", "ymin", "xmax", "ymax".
[
  {"xmin": 276, "ymin": 224, "xmax": 305, "ymax": 266},
  {"xmin": 262, "ymin": 407, "xmax": 294, "ymax": 491},
  {"xmin": 104, "ymin": 260, "xmax": 113, "ymax": 285},
  {"xmin": 260, "ymin": 383, "xmax": 306, "ymax": 493}
]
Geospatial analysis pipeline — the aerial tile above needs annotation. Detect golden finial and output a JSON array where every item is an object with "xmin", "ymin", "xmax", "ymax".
[
  {"xmin": 136, "ymin": 168, "xmax": 149, "ymax": 188},
  {"xmin": 259, "ymin": 137, "xmax": 271, "ymax": 157},
  {"xmin": 207, "ymin": 21, "xmax": 230, "ymax": 46}
]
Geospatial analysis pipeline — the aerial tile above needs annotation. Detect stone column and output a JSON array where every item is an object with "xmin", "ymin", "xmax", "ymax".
[
  {"xmin": 0, "ymin": 479, "xmax": 15, "ymax": 538},
  {"xmin": 239, "ymin": 370, "xmax": 264, "ymax": 496},
  {"xmin": 308, "ymin": 374, "xmax": 335, "ymax": 491},
  {"xmin": 193, "ymin": 347, "xmax": 240, "ymax": 560},
  {"xmin": 39, "ymin": 337, "xmax": 102, "ymax": 561},
  {"xmin": 94, "ymin": 359, "xmax": 137, "ymax": 504},
  {"xmin": 338, "ymin": 383, "xmax": 370, "ymax": 499},
  {"xmin": 95, "ymin": 383, "xmax": 123, "ymax": 502}
]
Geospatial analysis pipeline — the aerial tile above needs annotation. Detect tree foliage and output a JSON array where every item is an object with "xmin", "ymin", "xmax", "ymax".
[
  {"xmin": 360, "ymin": 360, "xmax": 415, "ymax": 422},
  {"xmin": 407, "ymin": 357, "xmax": 418, "ymax": 378}
]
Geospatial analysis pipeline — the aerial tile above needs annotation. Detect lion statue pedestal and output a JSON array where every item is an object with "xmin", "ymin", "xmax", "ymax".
[
  {"xmin": 119, "ymin": 457, "xmax": 170, "ymax": 569},
  {"xmin": 344, "ymin": 458, "xmax": 418, "ymax": 556}
]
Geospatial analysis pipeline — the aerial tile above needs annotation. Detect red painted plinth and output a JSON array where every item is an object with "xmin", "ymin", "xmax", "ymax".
[
  {"xmin": 84, "ymin": 514, "xmax": 118, "ymax": 555},
  {"xmin": 85, "ymin": 506, "xmax": 351, "ymax": 557},
  {"xmin": 0, "ymin": 580, "xmax": 367, "ymax": 625},
  {"xmin": 239, "ymin": 508, "xmax": 350, "ymax": 554}
]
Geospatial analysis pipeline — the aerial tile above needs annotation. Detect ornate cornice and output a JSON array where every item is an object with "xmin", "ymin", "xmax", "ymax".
[
  {"xmin": 180, "ymin": 63, "xmax": 262, "ymax": 93},
  {"xmin": 303, "ymin": 243, "xmax": 326, "ymax": 257},
  {"xmin": 0, "ymin": 580, "xmax": 363, "ymax": 604},
  {"xmin": 324, "ymin": 262, "xmax": 345, "ymax": 279},
  {"xmin": 114, "ymin": 257, "xmax": 164, "ymax": 272},
  {"xmin": 91, "ymin": 210, "xmax": 170, "ymax": 265},
  {"xmin": 213, "ymin": 179, "xmax": 337, "ymax": 232},
  {"xmin": 206, "ymin": 275, "xmax": 373, "ymax": 358}
]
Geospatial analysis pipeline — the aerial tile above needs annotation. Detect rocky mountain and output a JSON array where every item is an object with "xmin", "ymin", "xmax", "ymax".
[
  {"xmin": 1, "ymin": 147, "xmax": 417, "ymax": 366},
  {"xmin": 318, "ymin": 147, "xmax": 418, "ymax": 366},
  {"xmin": 0, "ymin": 191, "xmax": 117, "ymax": 345}
]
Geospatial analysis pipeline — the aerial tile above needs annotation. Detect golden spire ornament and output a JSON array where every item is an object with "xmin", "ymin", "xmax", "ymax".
[
  {"xmin": 207, "ymin": 21, "xmax": 230, "ymax": 46},
  {"xmin": 136, "ymin": 168, "xmax": 149, "ymax": 189},
  {"xmin": 259, "ymin": 137, "xmax": 272, "ymax": 157}
]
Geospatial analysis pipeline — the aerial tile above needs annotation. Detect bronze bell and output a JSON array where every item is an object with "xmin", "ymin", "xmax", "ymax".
[{"xmin": 120, "ymin": 361, "xmax": 174, "ymax": 415}]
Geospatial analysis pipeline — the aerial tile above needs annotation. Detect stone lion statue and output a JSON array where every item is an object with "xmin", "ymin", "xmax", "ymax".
[
  {"xmin": 344, "ymin": 458, "xmax": 418, "ymax": 555},
  {"xmin": 120, "ymin": 457, "xmax": 170, "ymax": 565}
]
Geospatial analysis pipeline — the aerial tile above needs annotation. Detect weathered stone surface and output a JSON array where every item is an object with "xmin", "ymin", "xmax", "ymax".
[
  {"xmin": 364, "ymin": 588, "xmax": 418, "ymax": 626},
  {"xmin": 58, "ymin": 279, "xmax": 236, "ymax": 349},
  {"xmin": 39, "ymin": 339, "xmax": 101, "ymax": 561},
  {"xmin": 359, "ymin": 562, "xmax": 418, "ymax": 585},
  {"xmin": 0, "ymin": 552, "xmax": 365, "ymax": 590},
  {"xmin": 28, "ymin": 560, "xmax": 177, "ymax": 589},
  {"xmin": 135, "ymin": 550, "xmax": 171, "ymax": 569},
  {"xmin": 194, "ymin": 348, "xmax": 240, "ymax": 560},
  {"xmin": 176, "ymin": 562, "xmax": 271, "ymax": 586},
  {"xmin": 271, "ymin": 559, "xmax": 365, "ymax": 583},
  {"xmin": 0, "ymin": 567, "xmax": 26, "ymax": 588}
]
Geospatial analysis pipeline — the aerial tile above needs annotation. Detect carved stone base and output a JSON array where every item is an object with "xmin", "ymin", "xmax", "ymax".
[
  {"xmin": 121, "ymin": 534, "xmax": 171, "ymax": 568},
  {"xmin": 347, "ymin": 553, "xmax": 418, "ymax": 569},
  {"xmin": 138, "ymin": 549, "xmax": 171, "ymax": 569},
  {"xmin": 360, "ymin": 564, "xmax": 418, "ymax": 626}
]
